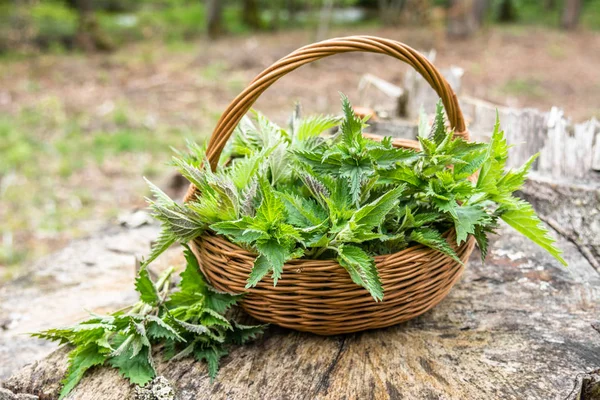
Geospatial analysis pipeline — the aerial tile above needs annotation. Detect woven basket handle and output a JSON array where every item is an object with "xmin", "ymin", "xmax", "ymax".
[{"xmin": 185, "ymin": 35, "xmax": 467, "ymax": 201}]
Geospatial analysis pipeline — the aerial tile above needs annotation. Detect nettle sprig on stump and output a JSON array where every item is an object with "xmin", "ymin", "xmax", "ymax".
[
  {"xmin": 33, "ymin": 247, "xmax": 265, "ymax": 399},
  {"xmin": 146, "ymin": 95, "xmax": 565, "ymax": 301}
]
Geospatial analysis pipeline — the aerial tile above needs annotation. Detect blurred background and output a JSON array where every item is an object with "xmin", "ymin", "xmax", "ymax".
[{"xmin": 1, "ymin": 0, "xmax": 599, "ymax": 277}]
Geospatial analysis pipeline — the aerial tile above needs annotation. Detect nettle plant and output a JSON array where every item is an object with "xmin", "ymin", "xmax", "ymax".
[
  {"xmin": 35, "ymin": 95, "xmax": 565, "ymax": 398},
  {"xmin": 34, "ymin": 247, "xmax": 265, "ymax": 399},
  {"xmin": 147, "ymin": 95, "xmax": 565, "ymax": 301}
]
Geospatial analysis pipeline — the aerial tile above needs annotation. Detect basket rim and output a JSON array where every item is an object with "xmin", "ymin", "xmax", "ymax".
[{"xmin": 195, "ymin": 227, "xmax": 472, "ymax": 269}]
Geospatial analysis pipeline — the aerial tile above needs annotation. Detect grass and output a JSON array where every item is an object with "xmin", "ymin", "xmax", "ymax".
[
  {"xmin": 0, "ymin": 96, "xmax": 202, "ymax": 269},
  {"xmin": 496, "ymin": 78, "xmax": 547, "ymax": 99}
]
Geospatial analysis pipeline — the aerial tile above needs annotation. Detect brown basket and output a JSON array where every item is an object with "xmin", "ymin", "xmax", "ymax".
[{"xmin": 185, "ymin": 36, "xmax": 476, "ymax": 335}]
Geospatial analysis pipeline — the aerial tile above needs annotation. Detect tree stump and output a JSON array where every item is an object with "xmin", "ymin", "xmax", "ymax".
[{"xmin": 1, "ymin": 222, "xmax": 599, "ymax": 399}]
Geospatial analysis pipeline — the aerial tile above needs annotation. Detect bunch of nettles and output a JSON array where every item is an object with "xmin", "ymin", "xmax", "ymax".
[
  {"xmin": 144, "ymin": 95, "xmax": 565, "ymax": 301},
  {"xmin": 33, "ymin": 246, "xmax": 265, "ymax": 399}
]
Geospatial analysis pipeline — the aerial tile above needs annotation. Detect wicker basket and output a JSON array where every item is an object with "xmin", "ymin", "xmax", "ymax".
[{"xmin": 185, "ymin": 36, "xmax": 476, "ymax": 335}]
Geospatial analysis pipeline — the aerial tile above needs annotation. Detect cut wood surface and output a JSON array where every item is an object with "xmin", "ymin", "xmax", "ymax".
[{"xmin": 2, "ymin": 221, "xmax": 599, "ymax": 400}]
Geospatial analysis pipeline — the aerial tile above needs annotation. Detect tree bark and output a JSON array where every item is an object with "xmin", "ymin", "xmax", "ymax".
[
  {"xmin": 206, "ymin": 0, "xmax": 225, "ymax": 39},
  {"xmin": 316, "ymin": 0, "xmax": 334, "ymax": 41},
  {"xmin": 242, "ymin": 0, "xmax": 262, "ymax": 30},
  {"xmin": 544, "ymin": 0, "xmax": 557, "ymax": 11},
  {"xmin": 446, "ymin": 0, "xmax": 482, "ymax": 39},
  {"xmin": 74, "ymin": 0, "xmax": 110, "ymax": 51},
  {"xmin": 377, "ymin": 0, "xmax": 406, "ymax": 26},
  {"xmin": 561, "ymin": 0, "xmax": 582, "ymax": 30},
  {"xmin": 496, "ymin": 0, "xmax": 517, "ymax": 22}
]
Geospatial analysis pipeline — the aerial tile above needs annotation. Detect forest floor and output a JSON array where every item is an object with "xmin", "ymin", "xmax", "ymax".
[{"xmin": 1, "ymin": 25, "xmax": 599, "ymax": 275}]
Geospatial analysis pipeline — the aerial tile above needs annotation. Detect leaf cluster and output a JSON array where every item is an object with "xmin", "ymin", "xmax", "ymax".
[
  {"xmin": 143, "ymin": 95, "xmax": 566, "ymax": 302},
  {"xmin": 33, "ymin": 246, "xmax": 265, "ymax": 399}
]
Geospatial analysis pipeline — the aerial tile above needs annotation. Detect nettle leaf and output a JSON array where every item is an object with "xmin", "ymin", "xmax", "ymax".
[
  {"xmin": 59, "ymin": 343, "xmax": 107, "ymax": 400},
  {"xmin": 280, "ymin": 191, "xmax": 327, "ymax": 228},
  {"xmin": 410, "ymin": 228, "xmax": 462, "ymax": 264},
  {"xmin": 369, "ymin": 145, "xmax": 418, "ymax": 170},
  {"xmin": 499, "ymin": 198, "xmax": 566, "ymax": 266},
  {"xmin": 476, "ymin": 114, "xmax": 509, "ymax": 194},
  {"xmin": 228, "ymin": 322, "xmax": 267, "ymax": 345},
  {"xmin": 194, "ymin": 346, "xmax": 229, "ymax": 381},
  {"xmin": 349, "ymin": 185, "xmax": 405, "ymax": 229},
  {"xmin": 135, "ymin": 267, "xmax": 160, "ymax": 306},
  {"xmin": 146, "ymin": 316, "xmax": 184, "ymax": 342},
  {"xmin": 340, "ymin": 159, "xmax": 373, "ymax": 206},
  {"xmin": 336, "ymin": 245, "xmax": 383, "ymax": 301},
  {"xmin": 210, "ymin": 218, "xmax": 264, "ymax": 244},
  {"xmin": 429, "ymin": 100, "xmax": 447, "ymax": 145},
  {"xmin": 453, "ymin": 205, "xmax": 490, "ymax": 244},
  {"xmin": 246, "ymin": 254, "xmax": 271, "ymax": 288},
  {"xmin": 495, "ymin": 153, "xmax": 538, "ymax": 196},
  {"xmin": 339, "ymin": 93, "xmax": 364, "ymax": 147},
  {"xmin": 108, "ymin": 335, "xmax": 155, "ymax": 386},
  {"xmin": 294, "ymin": 114, "xmax": 340, "ymax": 141},
  {"xmin": 255, "ymin": 239, "xmax": 292, "ymax": 285},
  {"xmin": 204, "ymin": 286, "xmax": 243, "ymax": 314}
]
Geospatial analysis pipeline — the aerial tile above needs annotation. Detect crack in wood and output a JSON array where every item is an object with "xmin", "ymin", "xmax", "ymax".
[
  {"xmin": 309, "ymin": 336, "xmax": 347, "ymax": 398},
  {"xmin": 539, "ymin": 215, "xmax": 600, "ymax": 274}
]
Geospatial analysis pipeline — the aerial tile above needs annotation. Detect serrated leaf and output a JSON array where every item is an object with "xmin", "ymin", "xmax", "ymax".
[
  {"xmin": 350, "ymin": 185, "xmax": 405, "ymax": 229},
  {"xmin": 194, "ymin": 346, "xmax": 229, "ymax": 381},
  {"xmin": 429, "ymin": 100, "xmax": 447, "ymax": 145},
  {"xmin": 59, "ymin": 343, "xmax": 106, "ymax": 400},
  {"xmin": 228, "ymin": 322, "xmax": 267, "ymax": 345},
  {"xmin": 295, "ymin": 114, "xmax": 340, "ymax": 141},
  {"xmin": 245, "ymin": 254, "xmax": 271, "ymax": 288},
  {"xmin": 336, "ymin": 245, "xmax": 383, "ymax": 301},
  {"xmin": 476, "ymin": 113, "xmax": 508, "ymax": 194},
  {"xmin": 410, "ymin": 228, "xmax": 462, "ymax": 264},
  {"xmin": 135, "ymin": 267, "xmax": 160, "ymax": 306},
  {"xmin": 339, "ymin": 93, "xmax": 364, "ymax": 147},
  {"xmin": 280, "ymin": 191, "xmax": 327, "ymax": 228},
  {"xmin": 453, "ymin": 205, "xmax": 490, "ymax": 244},
  {"xmin": 204, "ymin": 286, "xmax": 242, "ymax": 314},
  {"xmin": 108, "ymin": 336, "xmax": 155, "ymax": 386},
  {"xmin": 255, "ymin": 239, "xmax": 290, "ymax": 285},
  {"xmin": 146, "ymin": 316, "xmax": 185, "ymax": 342},
  {"xmin": 499, "ymin": 198, "xmax": 566, "ymax": 266}
]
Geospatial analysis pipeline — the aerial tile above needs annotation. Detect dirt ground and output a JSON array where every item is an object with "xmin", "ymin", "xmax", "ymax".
[{"xmin": 1, "ymin": 25, "xmax": 599, "ymax": 272}]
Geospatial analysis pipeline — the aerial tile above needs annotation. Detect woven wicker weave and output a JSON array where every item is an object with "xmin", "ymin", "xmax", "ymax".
[{"xmin": 185, "ymin": 36, "xmax": 476, "ymax": 335}]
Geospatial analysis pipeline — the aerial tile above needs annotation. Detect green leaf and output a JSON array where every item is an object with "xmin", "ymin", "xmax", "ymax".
[
  {"xmin": 336, "ymin": 245, "xmax": 383, "ymax": 301},
  {"xmin": 146, "ymin": 316, "xmax": 185, "ymax": 342},
  {"xmin": 255, "ymin": 178, "xmax": 286, "ymax": 225},
  {"xmin": 108, "ymin": 337, "xmax": 155, "ymax": 386},
  {"xmin": 135, "ymin": 267, "xmax": 160, "ymax": 306},
  {"xmin": 210, "ymin": 218, "xmax": 264, "ymax": 244},
  {"xmin": 294, "ymin": 115, "xmax": 340, "ymax": 141},
  {"xmin": 499, "ymin": 198, "xmax": 566, "ymax": 266},
  {"xmin": 194, "ymin": 346, "xmax": 229, "ymax": 381},
  {"xmin": 350, "ymin": 185, "xmax": 405, "ymax": 229},
  {"xmin": 339, "ymin": 93, "xmax": 364, "ymax": 147},
  {"xmin": 410, "ymin": 228, "xmax": 462, "ymax": 264},
  {"xmin": 429, "ymin": 100, "xmax": 447, "ymax": 145},
  {"xmin": 495, "ymin": 153, "xmax": 538, "ymax": 197},
  {"xmin": 280, "ymin": 191, "xmax": 327, "ymax": 228},
  {"xmin": 476, "ymin": 113, "xmax": 508, "ymax": 194},
  {"xmin": 255, "ymin": 239, "xmax": 291, "ymax": 285},
  {"xmin": 228, "ymin": 322, "xmax": 267, "ymax": 345},
  {"xmin": 179, "ymin": 244, "xmax": 207, "ymax": 294},
  {"xmin": 59, "ymin": 343, "xmax": 106, "ymax": 399},
  {"xmin": 246, "ymin": 254, "xmax": 271, "ymax": 288},
  {"xmin": 453, "ymin": 205, "xmax": 490, "ymax": 244},
  {"xmin": 204, "ymin": 286, "xmax": 243, "ymax": 314}
]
